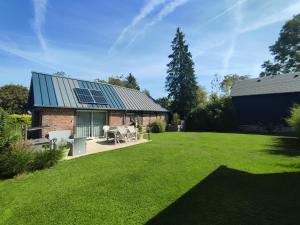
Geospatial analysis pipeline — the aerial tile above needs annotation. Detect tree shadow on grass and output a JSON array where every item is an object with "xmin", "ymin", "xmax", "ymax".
[
  {"xmin": 145, "ymin": 166, "xmax": 300, "ymax": 225},
  {"xmin": 266, "ymin": 136, "xmax": 300, "ymax": 157}
]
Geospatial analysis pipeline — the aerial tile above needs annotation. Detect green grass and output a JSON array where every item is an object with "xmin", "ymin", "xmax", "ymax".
[{"xmin": 1, "ymin": 132, "xmax": 300, "ymax": 225}]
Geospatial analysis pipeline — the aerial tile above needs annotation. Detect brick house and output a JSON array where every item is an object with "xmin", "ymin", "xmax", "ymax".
[{"xmin": 28, "ymin": 72, "xmax": 168, "ymax": 138}]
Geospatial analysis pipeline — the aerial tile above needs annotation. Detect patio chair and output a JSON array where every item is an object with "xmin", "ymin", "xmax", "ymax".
[
  {"xmin": 127, "ymin": 126, "xmax": 137, "ymax": 141},
  {"xmin": 103, "ymin": 125, "xmax": 110, "ymax": 139},
  {"xmin": 116, "ymin": 126, "xmax": 128, "ymax": 143}
]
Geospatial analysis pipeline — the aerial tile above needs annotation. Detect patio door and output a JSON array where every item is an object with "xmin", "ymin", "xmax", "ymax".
[
  {"xmin": 76, "ymin": 112, "xmax": 92, "ymax": 138},
  {"xmin": 92, "ymin": 112, "xmax": 106, "ymax": 137},
  {"xmin": 76, "ymin": 111, "xmax": 106, "ymax": 138}
]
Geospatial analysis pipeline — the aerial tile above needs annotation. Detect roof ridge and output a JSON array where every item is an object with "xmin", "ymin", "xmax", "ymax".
[
  {"xmin": 231, "ymin": 72, "xmax": 300, "ymax": 97},
  {"xmin": 31, "ymin": 71, "xmax": 147, "ymax": 95}
]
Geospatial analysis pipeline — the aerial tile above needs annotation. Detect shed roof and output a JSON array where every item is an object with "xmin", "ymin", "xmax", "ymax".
[
  {"xmin": 29, "ymin": 72, "xmax": 168, "ymax": 112},
  {"xmin": 231, "ymin": 72, "xmax": 300, "ymax": 97}
]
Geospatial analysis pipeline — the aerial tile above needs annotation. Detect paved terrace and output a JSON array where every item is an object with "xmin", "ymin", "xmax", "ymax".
[{"xmin": 67, "ymin": 138, "xmax": 150, "ymax": 160}]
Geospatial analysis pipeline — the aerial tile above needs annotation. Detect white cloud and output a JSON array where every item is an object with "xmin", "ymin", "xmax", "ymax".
[
  {"xmin": 126, "ymin": 0, "xmax": 189, "ymax": 48},
  {"xmin": 0, "ymin": 39, "xmax": 53, "ymax": 68},
  {"xmin": 193, "ymin": 0, "xmax": 246, "ymax": 60},
  {"xmin": 203, "ymin": 0, "xmax": 247, "ymax": 26},
  {"xmin": 221, "ymin": 0, "xmax": 244, "ymax": 75},
  {"xmin": 32, "ymin": 0, "xmax": 48, "ymax": 51},
  {"xmin": 239, "ymin": 1, "xmax": 300, "ymax": 33},
  {"xmin": 108, "ymin": 0, "xmax": 166, "ymax": 53}
]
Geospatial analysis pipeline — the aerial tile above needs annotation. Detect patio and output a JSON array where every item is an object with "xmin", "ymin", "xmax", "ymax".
[{"xmin": 67, "ymin": 137, "xmax": 150, "ymax": 160}]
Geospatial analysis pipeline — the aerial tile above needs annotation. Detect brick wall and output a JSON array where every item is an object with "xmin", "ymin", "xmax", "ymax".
[
  {"xmin": 38, "ymin": 108, "xmax": 167, "ymax": 137},
  {"xmin": 158, "ymin": 113, "xmax": 168, "ymax": 123},
  {"xmin": 149, "ymin": 114, "xmax": 157, "ymax": 123},
  {"xmin": 41, "ymin": 108, "xmax": 75, "ymax": 137},
  {"xmin": 109, "ymin": 111, "xmax": 124, "ymax": 126}
]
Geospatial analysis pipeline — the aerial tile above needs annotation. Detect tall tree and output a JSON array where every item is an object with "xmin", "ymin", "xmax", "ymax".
[
  {"xmin": 0, "ymin": 85, "xmax": 29, "ymax": 114},
  {"xmin": 196, "ymin": 86, "xmax": 207, "ymax": 108},
  {"xmin": 125, "ymin": 73, "xmax": 140, "ymax": 90},
  {"xmin": 95, "ymin": 74, "xmax": 140, "ymax": 90},
  {"xmin": 260, "ymin": 14, "xmax": 300, "ymax": 76},
  {"xmin": 156, "ymin": 97, "xmax": 171, "ymax": 109},
  {"xmin": 108, "ymin": 75, "xmax": 125, "ymax": 86},
  {"xmin": 220, "ymin": 74, "xmax": 249, "ymax": 95},
  {"xmin": 210, "ymin": 73, "xmax": 222, "ymax": 95},
  {"xmin": 142, "ymin": 89, "xmax": 151, "ymax": 98},
  {"xmin": 165, "ymin": 28, "xmax": 198, "ymax": 118}
]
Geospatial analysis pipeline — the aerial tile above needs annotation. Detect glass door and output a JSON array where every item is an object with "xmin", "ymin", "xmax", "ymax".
[
  {"xmin": 76, "ymin": 112, "xmax": 91, "ymax": 138},
  {"xmin": 92, "ymin": 112, "xmax": 106, "ymax": 137}
]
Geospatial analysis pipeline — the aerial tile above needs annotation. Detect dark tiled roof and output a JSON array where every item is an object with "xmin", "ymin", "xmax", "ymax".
[
  {"xmin": 30, "ymin": 72, "xmax": 168, "ymax": 112},
  {"xmin": 231, "ymin": 72, "xmax": 300, "ymax": 97}
]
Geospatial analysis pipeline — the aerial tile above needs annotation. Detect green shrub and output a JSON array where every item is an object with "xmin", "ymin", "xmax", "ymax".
[
  {"xmin": 0, "ymin": 108, "xmax": 22, "ymax": 150},
  {"xmin": 286, "ymin": 105, "xmax": 300, "ymax": 138},
  {"xmin": 185, "ymin": 95, "xmax": 238, "ymax": 132},
  {"xmin": 31, "ymin": 146, "xmax": 65, "ymax": 170},
  {"xmin": 9, "ymin": 114, "xmax": 31, "ymax": 127},
  {"xmin": 0, "ymin": 109, "xmax": 64, "ymax": 179},
  {"xmin": 0, "ymin": 141, "xmax": 33, "ymax": 179},
  {"xmin": 172, "ymin": 113, "xmax": 180, "ymax": 125},
  {"xmin": 150, "ymin": 119, "xmax": 166, "ymax": 133}
]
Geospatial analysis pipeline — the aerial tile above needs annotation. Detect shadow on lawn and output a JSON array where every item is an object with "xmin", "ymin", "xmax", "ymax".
[
  {"xmin": 266, "ymin": 136, "xmax": 300, "ymax": 157},
  {"xmin": 145, "ymin": 166, "xmax": 300, "ymax": 225}
]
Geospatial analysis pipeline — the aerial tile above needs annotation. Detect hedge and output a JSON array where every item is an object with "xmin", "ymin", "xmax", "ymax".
[{"xmin": 9, "ymin": 114, "xmax": 31, "ymax": 127}]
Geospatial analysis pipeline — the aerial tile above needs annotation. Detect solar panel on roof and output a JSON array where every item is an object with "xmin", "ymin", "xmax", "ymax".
[
  {"xmin": 74, "ymin": 88, "xmax": 95, "ymax": 103},
  {"xmin": 90, "ymin": 89, "xmax": 108, "ymax": 105}
]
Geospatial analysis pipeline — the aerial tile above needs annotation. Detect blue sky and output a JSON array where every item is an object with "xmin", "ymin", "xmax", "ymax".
[{"xmin": 0, "ymin": 0, "xmax": 299, "ymax": 98}]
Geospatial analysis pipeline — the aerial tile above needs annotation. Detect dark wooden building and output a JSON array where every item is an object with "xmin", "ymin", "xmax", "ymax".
[{"xmin": 231, "ymin": 72, "xmax": 300, "ymax": 132}]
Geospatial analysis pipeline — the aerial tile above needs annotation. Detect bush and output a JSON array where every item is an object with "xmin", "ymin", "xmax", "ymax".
[
  {"xmin": 31, "ymin": 146, "xmax": 65, "ymax": 170},
  {"xmin": 185, "ymin": 95, "xmax": 238, "ymax": 132},
  {"xmin": 172, "ymin": 113, "xmax": 180, "ymax": 126},
  {"xmin": 9, "ymin": 114, "xmax": 31, "ymax": 127},
  {"xmin": 136, "ymin": 116, "xmax": 143, "ymax": 133},
  {"xmin": 0, "ymin": 108, "xmax": 22, "ymax": 150},
  {"xmin": 0, "ymin": 108, "xmax": 64, "ymax": 179},
  {"xmin": 0, "ymin": 141, "xmax": 33, "ymax": 178},
  {"xmin": 0, "ymin": 139, "xmax": 65, "ymax": 179},
  {"xmin": 286, "ymin": 105, "xmax": 300, "ymax": 138},
  {"xmin": 150, "ymin": 119, "xmax": 166, "ymax": 133}
]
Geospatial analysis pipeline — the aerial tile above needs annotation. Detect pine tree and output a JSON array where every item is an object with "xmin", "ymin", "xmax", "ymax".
[
  {"xmin": 165, "ymin": 28, "xmax": 198, "ymax": 118},
  {"xmin": 125, "ymin": 73, "xmax": 140, "ymax": 90}
]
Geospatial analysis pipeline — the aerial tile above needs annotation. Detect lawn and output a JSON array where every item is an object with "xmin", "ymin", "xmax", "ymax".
[{"xmin": 1, "ymin": 132, "xmax": 300, "ymax": 225}]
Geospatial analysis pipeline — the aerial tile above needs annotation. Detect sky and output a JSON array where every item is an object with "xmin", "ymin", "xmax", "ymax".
[{"xmin": 0, "ymin": 0, "xmax": 299, "ymax": 98}]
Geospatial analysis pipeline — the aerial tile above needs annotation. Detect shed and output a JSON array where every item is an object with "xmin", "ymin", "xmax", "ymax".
[{"xmin": 231, "ymin": 72, "xmax": 300, "ymax": 131}]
